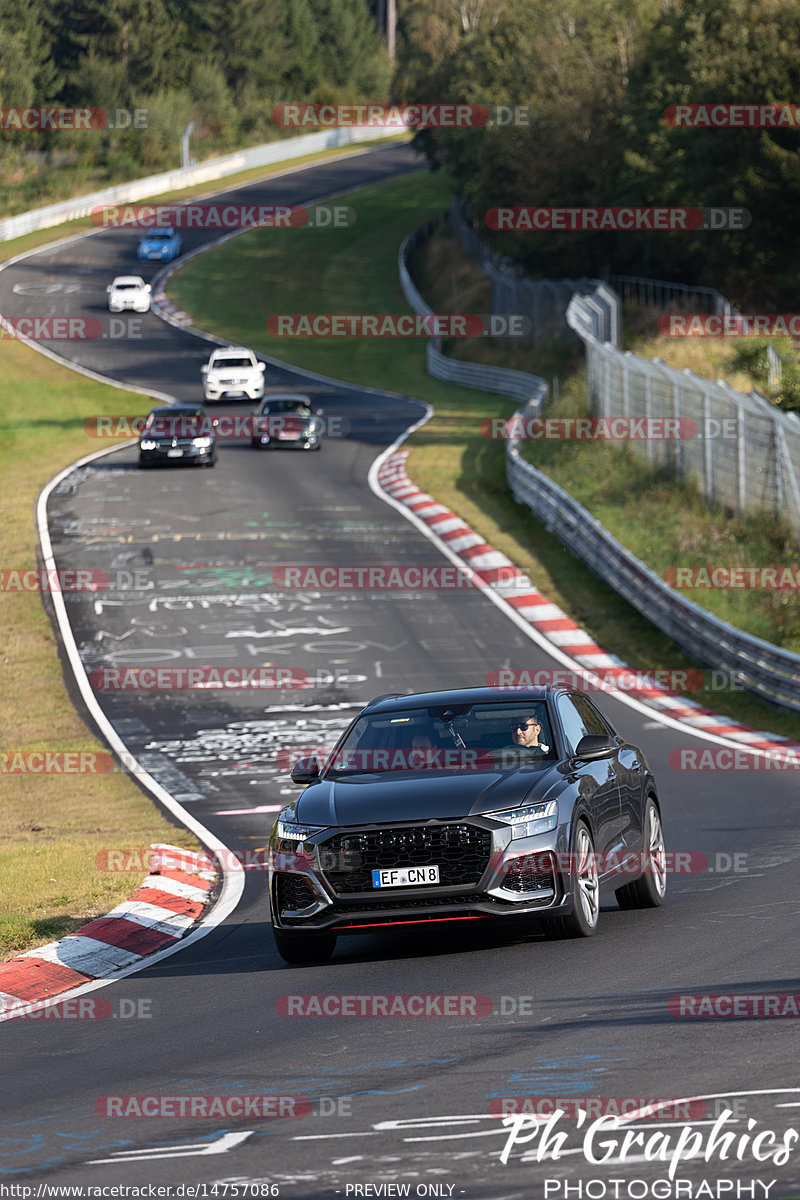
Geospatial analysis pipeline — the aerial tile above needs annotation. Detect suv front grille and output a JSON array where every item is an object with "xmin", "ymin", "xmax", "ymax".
[{"xmin": 322, "ymin": 824, "xmax": 491, "ymax": 894}]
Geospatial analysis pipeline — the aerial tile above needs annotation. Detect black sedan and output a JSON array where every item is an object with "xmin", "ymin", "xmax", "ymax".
[
  {"xmin": 138, "ymin": 404, "xmax": 217, "ymax": 468},
  {"xmin": 250, "ymin": 393, "xmax": 323, "ymax": 450},
  {"xmin": 268, "ymin": 685, "xmax": 667, "ymax": 963}
]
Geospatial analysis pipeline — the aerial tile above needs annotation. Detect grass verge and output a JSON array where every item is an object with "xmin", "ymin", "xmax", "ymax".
[
  {"xmin": 415, "ymin": 231, "xmax": 800, "ymax": 656},
  {"xmin": 168, "ymin": 173, "xmax": 800, "ymax": 739},
  {"xmin": 0, "ymin": 340, "xmax": 201, "ymax": 959}
]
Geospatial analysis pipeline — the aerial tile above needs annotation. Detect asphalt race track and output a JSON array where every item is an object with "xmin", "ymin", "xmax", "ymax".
[{"xmin": 2, "ymin": 144, "xmax": 800, "ymax": 1198}]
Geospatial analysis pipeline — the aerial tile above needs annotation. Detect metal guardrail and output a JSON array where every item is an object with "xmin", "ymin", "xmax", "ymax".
[
  {"xmin": 0, "ymin": 126, "xmax": 403, "ymax": 242},
  {"xmin": 506, "ymin": 399, "xmax": 800, "ymax": 712},
  {"xmin": 607, "ymin": 273, "xmax": 739, "ymax": 317},
  {"xmin": 399, "ymin": 218, "xmax": 800, "ymax": 712},
  {"xmin": 447, "ymin": 200, "xmax": 615, "ymax": 346},
  {"xmin": 399, "ymin": 222, "xmax": 548, "ymax": 407}
]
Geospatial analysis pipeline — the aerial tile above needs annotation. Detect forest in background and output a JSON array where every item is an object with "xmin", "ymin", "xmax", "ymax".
[{"xmin": 2, "ymin": 0, "xmax": 800, "ymax": 306}]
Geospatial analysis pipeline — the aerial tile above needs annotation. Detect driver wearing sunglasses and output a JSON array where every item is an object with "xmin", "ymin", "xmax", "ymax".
[{"xmin": 492, "ymin": 711, "xmax": 551, "ymax": 765}]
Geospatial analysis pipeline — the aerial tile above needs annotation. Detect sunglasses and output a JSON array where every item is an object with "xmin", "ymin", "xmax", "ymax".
[{"xmin": 510, "ymin": 718, "xmax": 542, "ymax": 732}]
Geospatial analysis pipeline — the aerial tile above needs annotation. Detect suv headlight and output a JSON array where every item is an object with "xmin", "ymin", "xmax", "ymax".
[
  {"xmin": 276, "ymin": 816, "xmax": 327, "ymax": 842},
  {"xmin": 491, "ymin": 799, "xmax": 557, "ymax": 839}
]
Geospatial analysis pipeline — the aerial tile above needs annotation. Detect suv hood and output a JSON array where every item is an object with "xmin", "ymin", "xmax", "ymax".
[{"xmin": 293, "ymin": 765, "xmax": 559, "ymax": 826}]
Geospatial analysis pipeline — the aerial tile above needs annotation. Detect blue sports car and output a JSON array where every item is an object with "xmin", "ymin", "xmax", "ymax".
[{"xmin": 137, "ymin": 227, "xmax": 183, "ymax": 262}]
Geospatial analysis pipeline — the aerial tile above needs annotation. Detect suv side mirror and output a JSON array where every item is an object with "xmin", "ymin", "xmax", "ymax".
[
  {"xmin": 574, "ymin": 734, "xmax": 617, "ymax": 761},
  {"xmin": 290, "ymin": 756, "xmax": 320, "ymax": 784}
]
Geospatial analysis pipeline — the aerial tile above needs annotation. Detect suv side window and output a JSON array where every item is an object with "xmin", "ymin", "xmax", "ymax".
[
  {"xmin": 556, "ymin": 694, "xmax": 590, "ymax": 753},
  {"xmin": 571, "ymin": 694, "xmax": 615, "ymax": 737}
]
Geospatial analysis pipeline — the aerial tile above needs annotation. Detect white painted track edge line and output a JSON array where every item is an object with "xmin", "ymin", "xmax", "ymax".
[
  {"xmin": 0, "ymin": 148, "xmax": 417, "ymax": 1025},
  {"xmin": 0, "ymin": 453, "xmax": 245, "ymax": 1026}
]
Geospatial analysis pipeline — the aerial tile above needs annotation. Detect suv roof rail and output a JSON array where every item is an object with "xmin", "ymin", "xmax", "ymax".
[{"xmin": 365, "ymin": 692, "xmax": 404, "ymax": 708}]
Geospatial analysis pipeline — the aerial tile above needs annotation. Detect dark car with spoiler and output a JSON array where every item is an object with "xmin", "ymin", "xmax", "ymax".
[{"xmin": 268, "ymin": 686, "xmax": 666, "ymax": 963}]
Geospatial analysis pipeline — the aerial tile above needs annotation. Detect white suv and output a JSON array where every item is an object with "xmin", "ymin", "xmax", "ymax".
[{"xmin": 201, "ymin": 345, "xmax": 266, "ymax": 402}]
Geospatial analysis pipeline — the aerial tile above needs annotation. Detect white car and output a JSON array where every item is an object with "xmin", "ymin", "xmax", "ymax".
[
  {"xmin": 201, "ymin": 345, "xmax": 266, "ymax": 402},
  {"xmin": 107, "ymin": 275, "xmax": 151, "ymax": 313}
]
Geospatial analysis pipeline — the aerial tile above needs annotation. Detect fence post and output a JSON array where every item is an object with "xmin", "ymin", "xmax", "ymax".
[
  {"xmin": 775, "ymin": 422, "xmax": 800, "ymax": 527},
  {"xmin": 737, "ymin": 406, "xmax": 747, "ymax": 516},
  {"xmin": 703, "ymin": 390, "xmax": 714, "ymax": 502},
  {"xmin": 773, "ymin": 419, "xmax": 785, "ymax": 517},
  {"xmin": 673, "ymin": 378, "xmax": 684, "ymax": 479},
  {"xmin": 645, "ymin": 368, "xmax": 654, "ymax": 470}
]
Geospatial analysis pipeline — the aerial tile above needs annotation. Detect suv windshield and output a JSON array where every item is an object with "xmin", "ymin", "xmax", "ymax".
[
  {"xmin": 213, "ymin": 356, "xmax": 252, "ymax": 369},
  {"xmin": 325, "ymin": 702, "xmax": 555, "ymax": 774},
  {"xmin": 261, "ymin": 400, "xmax": 311, "ymax": 413}
]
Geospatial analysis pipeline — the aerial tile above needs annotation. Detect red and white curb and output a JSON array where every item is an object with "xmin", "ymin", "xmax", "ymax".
[
  {"xmin": 0, "ymin": 845, "xmax": 217, "ymax": 1017},
  {"xmin": 376, "ymin": 450, "xmax": 800, "ymax": 757},
  {"xmin": 151, "ymin": 263, "xmax": 193, "ymax": 325}
]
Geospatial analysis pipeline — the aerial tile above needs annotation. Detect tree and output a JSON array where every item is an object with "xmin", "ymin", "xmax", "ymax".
[
  {"xmin": 620, "ymin": 0, "xmax": 800, "ymax": 305},
  {"xmin": 188, "ymin": 0, "xmax": 287, "ymax": 108},
  {"xmin": 0, "ymin": 0, "xmax": 61, "ymax": 110},
  {"xmin": 313, "ymin": 0, "xmax": 391, "ymax": 98},
  {"xmin": 280, "ymin": 0, "xmax": 323, "ymax": 99}
]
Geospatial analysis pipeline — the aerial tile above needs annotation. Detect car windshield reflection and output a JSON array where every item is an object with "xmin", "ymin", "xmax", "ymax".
[{"xmin": 324, "ymin": 703, "xmax": 556, "ymax": 775}]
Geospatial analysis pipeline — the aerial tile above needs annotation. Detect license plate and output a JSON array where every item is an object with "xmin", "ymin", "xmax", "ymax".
[
  {"xmin": 372, "ymin": 865, "xmax": 440, "ymax": 888},
  {"xmin": 278, "ymin": 431, "xmax": 301, "ymax": 439},
  {"xmin": 167, "ymin": 449, "xmax": 183, "ymax": 457}
]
